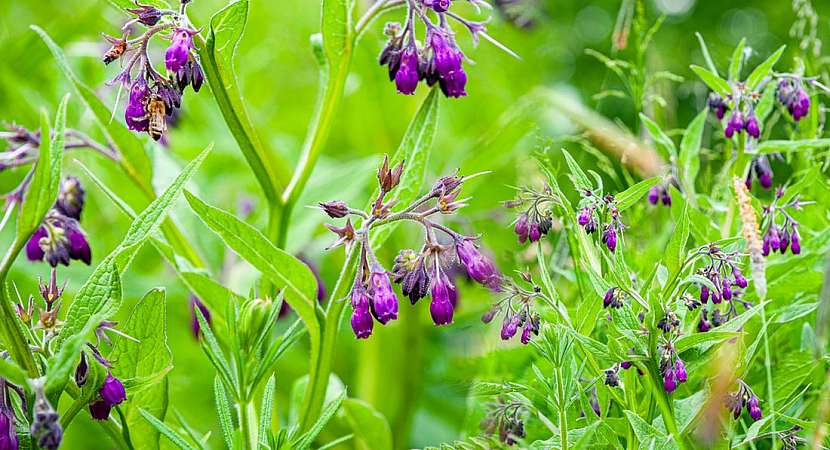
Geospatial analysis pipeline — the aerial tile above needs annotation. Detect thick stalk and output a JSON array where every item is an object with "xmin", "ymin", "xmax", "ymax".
[
  {"xmin": 277, "ymin": 43, "xmax": 352, "ymax": 249},
  {"xmin": 556, "ymin": 366, "xmax": 568, "ymax": 450},
  {"xmin": 298, "ymin": 248, "xmax": 357, "ymax": 431},
  {"xmin": 644, "ymin": 364, "xmax": 685, "ymax": 450},
  {"xmin": 240, "ymin": 400, "xmax": 258, "ymax": 450}
]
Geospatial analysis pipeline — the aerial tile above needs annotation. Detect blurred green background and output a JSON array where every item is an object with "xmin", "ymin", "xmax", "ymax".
[{"xmin": 0, "ymin": 0, "xmax": 828, "ymax": 448}]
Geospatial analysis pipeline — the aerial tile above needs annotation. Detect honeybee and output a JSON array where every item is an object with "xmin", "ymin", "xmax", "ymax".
[
  {"xmin": 146, "ymin": 96, "xmax": 167, "ymax": 141},
  {"xmin": 102, "ymin": 34, "xmax": 127, "ymax": 65}
]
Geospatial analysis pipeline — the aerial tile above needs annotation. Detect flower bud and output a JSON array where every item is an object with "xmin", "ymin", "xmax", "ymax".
[
  {"xmin": 747, "ymin": 396, "xmax": 762, "ymax": 421},
  {"xmin": 88, "ymin": 400, "xmax": 111, "ymax": 421},
  {"xmin": 319, "ymin": 200, "xmax": 350, "ymax": 218},
  {"xmin": 369, "ymin": 266, "xmax": 398, "ymax": 324},
  {"xmin": 0, "ymin": 405, "xmax": 17, "ymax": 450},
  {"xmin": 395, "ymin": 47, "xmax": 420, "ymax": 95},
  {"xmin": 500, "ymin": 314, "xmax": 519, "ymax": 340},
  {"xmin": 429, "ymin": 274, "xmax": 455, "ymax": 326},
  {"xmin": 127, "ymin": 4, "xmax": 163, "ymax": 26},
  {"xmin": 165, "ymin": 28, "xmax": 196, "ymax": 72},
  {"xmin": 56, "ymin": 176, "xmax": 85, "ymax": 220},
  {"xmin": 350, "ymin": 286, "xmax": 374, "ymax": 339},
  {"xmin": 675, "ymin": 358, "xmax": 687, "ymax": 383},
  {"xmin": 663, "ymin": 369, "xmax": 678, "ymax": 393},
  {"xmin": 100, "ymin": 373, "xmax": 127, "ymax": 406},
  {"xmin": 75, "ymin": 351, "xmax": 89, "ymax": 387},
  {"xmin": 455, "ymin": 239, "xmax": 500, "ymax": 290},
  {"xmin": 239, "ymin": 298, "xmax": 274, "ymax": 348},
  {"xmin": 31, "ymin": 387, "xmax": 62, "ymax": 449}
]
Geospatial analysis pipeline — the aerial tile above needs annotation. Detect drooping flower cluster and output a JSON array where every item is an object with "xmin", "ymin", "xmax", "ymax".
[
  {"xmin": 26, "ymin": 176, "xmax": 91, "ymax": 267},
  {"xmin": 777, "ymin": 77, "xmax": 811, "ymax": 121},
  {"xmin": 103, "ymin": 3, "xmax": 203, "ymax": 141},
  {"xmin": 690, "ymin": 243, "xmax": 751, "ymax": 332},
  {"xmin": 707, "ymin": 90, "xmax": 761, "ymax": 140},
  {"xmin": 576, "ymin": 191, "xmax": 624, "ymax": 252},
  {"xmin": 481, "ymin": 274, "xmax": 542, "ymax": 345},
  {"xmin": 378, "ymin": 0, "xmax": 507, "ymax": 98},
  {"xmin": 88, "ymin": 373, "xmax": 128, "ymax": 420},
  {"xmin": 503, "ymin": 185, "xmax": 557, "ymax": 244},
  {"xmin": 745, "ymin": 155, "xmax": 774, "ymax": 190},
  {"xmin": 30, "ymin": 383, "xmax": 62, "ymax": 450},
  {"xmin": 647, "ymin": 182, "xmax": 672, "ymax": 207},
  {"xmin": 659, "ymin": 342, "xmax": 687, "ymax": 393},
  {"xmin": 72, "ymin": 321, "xmax": 129, "ymax": 420},
  {"xmin": 760, "ymin": 186, "xmax": 809, "ymax": 257},
  {"xmin": 319, "ymin": 157, "xmax": 499, "ymax": 339},
  {"xmin": 602, "ymin": 287, "xmax": 626, "ymax": 309},
  {"xmin": 726, "ymin": 380, "xmax": 763, "ymax": 421},
  {"xmin": 481, "ymin": 397, "xmax": 527, "ymax": 446}
]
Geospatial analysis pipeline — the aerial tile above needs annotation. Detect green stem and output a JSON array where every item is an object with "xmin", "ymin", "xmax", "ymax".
[
  {"xmin": 0, "ymin": 236, "xmax": 40, "ymax": 377},
  {"xmin": 556, "ymin": 366, "xmax": 568, "ymax": 450},
  {"xmin": 65, "ymin": 384, "xmax": 131, "ymax": 450},
  {"xmin": 115, "ymin": 405, "xmax": 135, "ymax": 450},
  {"xmin": 240, "ymin": 400, "xmax": 258, "ymax": 450},
  {"xmin": 759, "ymin": 300, "xmax": 777, "ymax": 445},
  {"xmin": 644, "ymin": 363, "xmax": 685, "ymax": 450},
  {"xmin": 277, "ymin": 40, "xmax": 352, "ymax": 249},
  {"xmin": 298, "ymin": 248, "xmax": 357, "ymax": 431}
]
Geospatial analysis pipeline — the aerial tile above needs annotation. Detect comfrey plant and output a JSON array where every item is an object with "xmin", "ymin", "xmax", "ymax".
[
  {"xmin": 319, "ymin": 156, "xmax": 499, "ymax": 337},
  {"xmin": 102, "ymin": 1, "xmax": 203, "ymax": 140}
]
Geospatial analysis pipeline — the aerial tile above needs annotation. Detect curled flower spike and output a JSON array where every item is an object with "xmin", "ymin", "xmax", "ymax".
[
  {"xmin": 26, "ymin": 210, "xmax": 92, "ymax": 267},
  {"xmin": 647, "ymin": 183, "xmax": 672, "ymax": 207},
  {"xmin": 777, "ymin": 77, "xmax": 811, "ymax": 121},
  {"xmin": 483, "ymin": 277, "xmax": 541, "ymax": 344},
  {"xmin": 708, "ymin": 93, "xmax": 729, "ymax": 119},
  {"xmin": 577, "ymin": 191, "xmax": 624, "ymax": 252},
  {"xmin": 31, "ymin": 382, "xmax": 62, "ymax": 449},
  {"xmin": 760, "ymin": 186, "xmax": 809, "ymax": 258},
  {"xmin": 726, "ymin": 380, "xmax": 763, "ymax": 422},
  {"xmin": 659, "ymin": 342, "xmax": 687, "ymax": 393},
  {"xmin": 505, "ymin": 185, "xmax": 557, "ymax": 244},
  {"xmin": 603, "ymin": 287, "xmax": 624, "ymax": 309},
  {"xmin": 55, "ymin": 176, "xmax": 85, "ymax": 220}
]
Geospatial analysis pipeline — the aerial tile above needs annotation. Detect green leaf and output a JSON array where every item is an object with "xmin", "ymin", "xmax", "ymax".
[
  {"xmin": 18, "ymin": 94, "xmax": 68, "ymax": 240},
  {"xmin": 674, "ymin": 331, "xmax": 742, "ymax": 354},
  {"xmin": 678, "ymin": 109, "xmax": 707, "ymax": 202},
  {"xmin": 746, "ymin": 45, "xmax": 785, "ymax": 90},
  {"xmin": 0, "ymin": 359, "xmax": 26, "ymax": 387},
  {"xmin": 45, "ymin": 309, "xmax": 111, "ymax": 402},
  {"xmin": 665, "ymin": 203, "xmax": 690, "ymax": 276},
  {"xmin": 320, "ymin": 0, "xmax": 354, "ymax": 66},
  {"xmin": 214, "ymin": 376, "xmax": 236, "ymax": 450},
  {"xmin": 728, "ymin": 38, "xmax": 746, "ymax": 81},
  {"xmin": 32, "ymin": 26, "xmax": 153, "ymax": 191},
  {"xmin": 615, "ymin": 177, "xmax": 660, "ymax": 211},
  {"xmin": 690, "ymin": 65, "xmax": 731, "ymax": 98},
  {"xmin": 199, "ymin": 1, "xmax": 285, "ymax": 202},
  {"xmin": 184, "ymin": 191, "xmax": 321, "ymax": 358},
  {"xmin": 640, "ymin": 114, "xmax": 677, "ymax": 159},
  {"xmin": 109, "ymin": 288, "xmax": 173, "ymax": 450},
  {"xmin": 292, "ymin": 390, "xmax": 346, "ymax": 450},
  {"xmin": 57, "ymin": 145, "xmax": 211, "ymax": 347},
  {"xmin": 342, "ymin": 398, "xmax": 393, "ymax": 450},
  {"xmin": 370, "ymin": 88, "xmax": 440, "ymax": 247},
  {"xmin": 752, "ymin": 139, "xmax": 830, "ymax": 154},
  {"xmin": 196, "ymin": 308, "xmax": 237, "ymax": 391},
  {"xmin": 139, "ymin": 408, "xmax": 199, "ymax": 450},
  {"xmin": 258, "ymin": 376, "xmax": 277, "ymax": 448},
  {"xmin": 561, "ymin": 148, "xmax": 593, "ymax": 192},
  {"xmin": 623, "ymin": 410, "xmax": 678, "ymax": 450}
]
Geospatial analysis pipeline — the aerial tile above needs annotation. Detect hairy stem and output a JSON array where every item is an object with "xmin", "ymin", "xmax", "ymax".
[
  {"xmin": 556, "ymin": 366, "xmax": 568, "ymax": 450},
  {"xmin": 0, "ymin": 236, "xmax": 40, "ymax": 377}
]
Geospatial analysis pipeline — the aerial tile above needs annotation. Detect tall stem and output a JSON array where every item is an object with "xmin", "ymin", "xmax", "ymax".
[
  {"xmin": 556, "ymin": 366, "xmax": 568, "ymax": 450},
  {"xmin": 0, "ymin": 236, "xmax": 39, "ymax": 377},
  {"xmin": 240, "ymin": 400, "xmax": 258, "ymax": 450}
]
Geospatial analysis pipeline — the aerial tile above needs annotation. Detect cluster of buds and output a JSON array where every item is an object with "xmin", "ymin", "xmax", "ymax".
[
  {"xmin": 16, "ymin": 268, "xmax": 68, "ymax": 335},
  {"xmin": 658, "ymin": 342, "xmax": 687, "ymax": 393},
  {"xmin": 378, "ymin": 0, "xmax": 506, "ymax": 98},
  {"xmin": 707, "ymin": 91, "xmax": 761, "ymax": 140},
  {"xmin": 480, "ymin": 397, "xmax": 526, "ymax": 446},
  {"xmin": 30, "ymin": 383, "xmax": 62, "ymax": 450},
  {"xmin": 87, "ymin": 373, "xmax": 128, "ymax": 420},
  {"xmin": 692, "ymin": 244, "xmax": 751, "ymax": 332},
  {"xmin": 647, "ymin": 182, "xmax": 672, "ymax": 207},
  {"xmin": 26, "ymin": 177, "xmax": 91, "ymax": 267},
  {"xmin": 481, "ymin": 274, "xmax": 542, "ymax": 345},
  {"xmin": 503, "ymin": 185, "xmax": 558, "ymax": 244},
  {"xmin": 777, "ymin": 77, "xmax": 811, "ymax": 121},
  {"xmin": 103, "ymin": 3, "xmax": 203, "ymax": 141},
  {"xmin": 726, "ymin": 380, "xmax": 763, "ymax": 421},
  {"xmin": 761, "ymin": 187, "xmax": 809, "ymax": 257},
  {"xmin": 319, "ymin": 157, "xmax": 498, "ymax": 339},
  {"xmin": 576, "ymin": 191, "xmax": 624, "ymax": 252},
  {"xmin": 745, "ymin": 155, "xmax": 774, "ymax": 190},
  {"xmin": 602, "ymin": 287, "xmax": 626, "ymax": 309}
]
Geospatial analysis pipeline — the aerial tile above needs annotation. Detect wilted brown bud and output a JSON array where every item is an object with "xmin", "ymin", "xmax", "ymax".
[
  {"xmin": 377, "ymin": 155, "xmax": 404, "ymax": 192},
  {"xmin": 16, "ymin": 295, "xmax": 33, "ymax": 324},
  {"xmin": 325, "ymin": 219, "xmax": 356, "ymax": 251},
  {"xmin": 318, "ymin": 200, "xmax": 349, "ymax": 218}
]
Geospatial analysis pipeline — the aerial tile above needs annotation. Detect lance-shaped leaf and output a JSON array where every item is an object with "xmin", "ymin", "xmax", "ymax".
[
  {"xmin": 184, "ymin": 192, "xmax": 321, "ymax": 366},
  {"xmin": 677, "ymin": 108, "xmax": 707, "ymax": 202},
  {"xmin": 640, "ymin": 114, "xmax": 677, "ymax": 159},
  {"xmin": 728, "ymin": 38, "xmax": 746, "ymax": 81},
  {"xmin": 369, "ymin": 88, "xmax": 440, "ymax": 248},
  {"xmin": 746, "ymin": 45, "xmax": 785, "ymax": 91},
  {"xmin": 321, "ymin": 0, "xmax": 354, "ymax": 67},
  {"xmin": 690, "ymin": 65, "xmax": 731, "ymax": 98},
  {"xmin": 614, "ymin": 176, "xmax": 660, "ymax": 211},
  {"xmin": 57, "ymin": 145, "xmax": 211, "ymax": 348},
  {"xmin": 199, "ymin": 0, "xmax": 286, "ymax": 203},
  {"xmin": 18, "ymin": 94, "xmax": 68, "ymax": 241},
  {"xmin": 109, "ymin": 288, "xmax": 173, "ymax": 450},
  {"xmin": 139, "ymin": 409, "xmax": 199, "ymax": 450},
  {"xmin": 32, "ymin": 26, "xmax": 153, "ymax": 191}
]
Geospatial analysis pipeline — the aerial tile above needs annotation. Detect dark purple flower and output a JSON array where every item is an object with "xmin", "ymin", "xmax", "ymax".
[
  {"xmin": 744, "ymin": 114, "xmax": 760, "ymax": 139},
  {"xmin": 66, "ymin": 225, "xmax": 91, "ymax": 265},
  {"xmin": 500, "ymin": 314, "xmax": 519, "ymax": 340},
  {"xmin": 663, "ymin": 368, "xmax": 678, "ymax": 392},
  {"xmin": 0, "ymin": 406, "xmax": 17, "ymax": 450},
  {"xmin": 675, "ymin": 359, "xmax": 687, "ymax": 383},
  {"xmin": 733, "ymin": 269, "xmax": 748, "ymax": 288},
  {"xmin": 88, "ymin": 400, "xmax": 111, "ymax": 421},
  {"xmin": 424, "ymin": 0, "xmax": 452, "ymax": 12},
  {"xmin": 721, "ymin": 279, "xmax": 733, "ymax": 300},
  {"xmin": 26, "ymin": 227, "xmax": 47, "ymax": 262},
  {"xmin": 455, "ymin": 239, "xmax": 500, "ymax": 290},
  {"xmin": 127, "ymin": 4, "xmax": 163, "ymax": 26},
  {"xmin": 698, "ymin": 311, "xmax": 712, "ymax": 332},
  {"xmin": 577, "ymin": 207, "xmax": 592, "ymax": 226},
  {"xmin": 395, "ymin": 47, "xmax": 420, "ymax": 95},
  {"xmin": 514, "ymin": 213, "xmax": 529, "ymax": 243},
  {"xmin": 165, "ymin": 28, "xmax": 195, "ymax": 72},
  {"xmin": 791, "ymin": 230, "xmax": 801, "ymax": 254},
  {"xmin": 429, "ymin": 273, "xmax": 455, "ymax": 326},
  {"xmin": 647, "ymin": 185, "xmax": 659, "ymax": 205},
  {"xmin": 620, "ymin": 360, "xmax": 632, "ymax": 370},
  {"xmin": 350, "ymin": 286, "xmax": 374, "ymax": 339},
  {"xmin": 520, "ymin": 322, "xmax": 532, "ymax": 344},
  {"xmin": 425, "ymin": 30, "xmax": 467, "ymax": 98},
  {"xmin": 725, "ymin": 110, "xmax": 743, "ymax": 138},
  {"xmin": 369, "ymin": 266, "xmax": 398, "ymax": 324},
  {"xmin": 528, "ymin": 223, "xmax": 541, "ymax": 242},
  {"xmin": 125, "ymin": 78, "xmax": 150, "ymax": 132},
  {"xmin": 700, "ymin": 285, "xmax": 709, "ymax": 304},
  {"xmin": 189, "ymin": 296, "xmax": 211, "ymax": 338},
  {"xmin": 26, "ymin": 214, "xmax": 91, "ymax": 267},
  {"xmin": 100, "ymin": 373, "xmax": 126, "ymax": 406},
  {"xmin": 708, "ymin": 93, "xmax": 728, "ymax": 119},
  {"xmin": 747, "ymin": 396, "xmax": 762, "ymax": 421},
  {"xmin": 56, "ymin": 176, "xmax": 85, "ymax": 220},
  {"xmin": 602, "ymin": 226, "xmax": 617, "ymax": 252}
]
